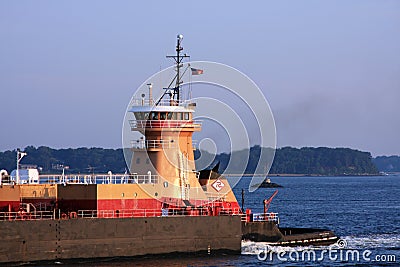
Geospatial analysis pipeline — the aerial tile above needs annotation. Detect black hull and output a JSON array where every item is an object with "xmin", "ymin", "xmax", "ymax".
[
  {"xmin": 276, "ymin": 227, "xmax": 339, "ymax": 246},
  {"xmin": 258, "ymin": 183, "xmax": 283, "ymax": 188},
  {"xmin": 242, "ymin": 223, "xmax": 339, "ymax": 246},
  {"xmin": 0, "ymin": 216, "xmax": 242, "ymax": 264}
]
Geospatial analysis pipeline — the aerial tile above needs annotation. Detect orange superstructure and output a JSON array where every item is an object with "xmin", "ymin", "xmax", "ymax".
[{"xmin": 125, "ymin": 34, "xmax": 241, "ymax": 214}]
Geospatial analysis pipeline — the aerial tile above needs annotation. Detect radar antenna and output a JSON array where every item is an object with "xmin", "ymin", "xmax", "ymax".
[{"xmin": 155, "ymin": 35, "xmax": 190, "ymax": 106}]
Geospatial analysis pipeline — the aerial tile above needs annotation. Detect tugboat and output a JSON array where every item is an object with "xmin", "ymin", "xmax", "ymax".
[{"xmin": 0, "ymin": 35, "xmax": 338, "ymax": 264}]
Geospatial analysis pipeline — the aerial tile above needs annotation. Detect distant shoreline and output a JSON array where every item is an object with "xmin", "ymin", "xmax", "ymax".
[{"xmin": 2, "ymin": 146, "xmax": 398, "ymax": 175}]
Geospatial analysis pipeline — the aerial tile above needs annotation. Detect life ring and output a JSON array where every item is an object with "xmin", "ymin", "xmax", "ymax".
[{"xmin": 61, "ymin": 213, "xmax": 68, "ymax": 220}]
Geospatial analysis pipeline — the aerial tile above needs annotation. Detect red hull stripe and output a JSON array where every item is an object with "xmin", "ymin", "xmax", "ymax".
[{"xmin": 0, "ymin": 201, "xmax": 20, "ymax": 211}]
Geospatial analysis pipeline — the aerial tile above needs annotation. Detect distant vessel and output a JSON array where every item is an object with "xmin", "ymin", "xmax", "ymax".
[
  {"xmin": 0, "ymin": 35, "xmax": 338, "ymax": 264},
  {"xmin": 253, "ymin": 177, "xmax": 283, "ymax": 188}
]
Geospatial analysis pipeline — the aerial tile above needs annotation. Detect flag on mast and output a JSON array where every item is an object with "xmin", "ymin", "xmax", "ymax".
[{"xmin": 191, "ymin": 68, "xmax": 204, "ymax": 75}]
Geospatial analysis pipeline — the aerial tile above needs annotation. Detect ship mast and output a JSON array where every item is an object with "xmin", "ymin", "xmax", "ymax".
[{"xmin": 166, "ymin": 34, "xmax": 190, "ymax": 103}]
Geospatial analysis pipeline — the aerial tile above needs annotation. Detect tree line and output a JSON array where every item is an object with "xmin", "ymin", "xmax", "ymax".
[
  {"xmin": 0, "ymin": 146, "xmax": 127, "ymax": 174},
  {"xmin": 373, "ymin": 156, "xmax": 400, "ymax": 172},
  {"xmin": 0, "ymin": 145, "xmax": 381, "ymax": 175},
  {"xmin": 197, "ymin": 146, "xmax": 379, "ymax": 175}
]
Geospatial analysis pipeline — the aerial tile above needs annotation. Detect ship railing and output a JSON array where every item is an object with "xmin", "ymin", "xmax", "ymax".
[
  {"xmin": 0, "ymin": 207, "xmax": 244, "ymax": 221},
  {"xmin": 240, "ymin": 212, "xmax": 279, "ymax": 223},
  {"xmin": 77, "ymin": 210, "xmax": 97, "ymax": 218},
  {"xmin": 130, "ymin": 98, "xmax": 193, "ymax": 107},
  {"xmin": 129, "ymin": 120, "xmax": 202, "ymax": 130},
  {"xmin": 38, "ymin": 174, "xmax": 160, "ymax": 185},
  {"xmin": 76, "ymin": 209, "xmax": 162, "ymax": 218},
  {"xmin": 76, "ymin": 207, "xmax": 243, "ymax": 219},
  {"xmin": 131, "ymin": 139, "xmax": 198, "ymax": 150},
  {"xmin": 0, "ymin": 211, "xmax": 54, "ymax": 221},
  {"xmin": 204, "ymin": 192, "xmax": 227, "ymax": 202}
]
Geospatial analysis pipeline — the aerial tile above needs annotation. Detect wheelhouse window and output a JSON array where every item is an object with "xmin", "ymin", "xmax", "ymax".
[
  {"xmin": 134, "ymin": 112, "xmax": 149, "ymax": 120},
  {"xmin": 172, "ymin": 112, "xmax": 181, "ymax": 120},
  {"xmin": 140, "ymin": 112, "xmax": 192, "ymax": 120},
  {"xmin": 184, "ymin": 112, "xmax": 189, "ymax": 120},
  {"xmin": 150, "ymin": 112, "xmax": 158, "ymax": 120},
  {"xmin": 160, "ymin": 112, "xmax": 167, "ymax": 120}
]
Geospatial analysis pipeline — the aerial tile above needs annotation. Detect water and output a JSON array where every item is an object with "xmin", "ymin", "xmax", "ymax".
[
  {"xmin": 64, "ymin": 175, "xmax": 400, "ymax": 266},
  {"xmin": 237, "ymin": 175, "xmax": 400, "ymax": 266}
]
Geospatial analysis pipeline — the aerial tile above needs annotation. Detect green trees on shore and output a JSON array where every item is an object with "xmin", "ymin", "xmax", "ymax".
[
  {"xmin": 0, "ymin": 146, "xmax": 126, "ymax": 174},
  {"xmin": 0, "ymin": 145, "xmax": 380, "ymax": 175},
  {"xmin": 195, "ymin": 146, "xmax": 378, "ymax": 175},
  {"xmin": 265, "ymin": 146, "xmax": 377, "ymax": 175},
  {"xmin": 373, "ymin": 156, "xmax": 400, "ymax": 172}
]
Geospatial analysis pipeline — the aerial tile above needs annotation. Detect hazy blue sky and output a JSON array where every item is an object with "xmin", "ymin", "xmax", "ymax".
[{"xmin": 1, "ymin": 1, "xmax": 399, "ymax": 156}]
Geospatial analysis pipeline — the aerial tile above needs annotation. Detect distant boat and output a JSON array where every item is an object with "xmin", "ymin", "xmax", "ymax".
[{"xmin": 253, "ymin": 177, "xmax": 283, "ymax": 188}]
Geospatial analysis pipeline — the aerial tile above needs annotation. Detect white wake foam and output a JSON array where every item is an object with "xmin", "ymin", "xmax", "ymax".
[
  {"xmin": 342, "ymin": 233, "xmax": 400, "ymax": 249},
  {"xmin": 241, "ymin": 233, "xmax": 400, "ymax": 255}
]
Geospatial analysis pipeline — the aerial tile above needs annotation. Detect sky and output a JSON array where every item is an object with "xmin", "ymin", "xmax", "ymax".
[{"xmin": 1, "ymin": 1, "xmax": 399, "ymax": 157}]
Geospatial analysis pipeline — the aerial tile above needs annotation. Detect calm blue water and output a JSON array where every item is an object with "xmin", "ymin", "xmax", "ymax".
[{"xmin": 65, "ymin": 175, "xmax": 400, "ymax": 266}]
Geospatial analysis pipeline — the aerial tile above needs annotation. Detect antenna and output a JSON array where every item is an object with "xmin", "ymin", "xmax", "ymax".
[
  {"xmin": 147, "ymin": 83, "xmax": 153, "ymax": 106},
  {"xmin": 155, "ymin": 35, "xmax": 190, "ymax": 106},
  {"xmin": 166, "ymin": 34, "xmax": 190, "ymax": 103}
]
